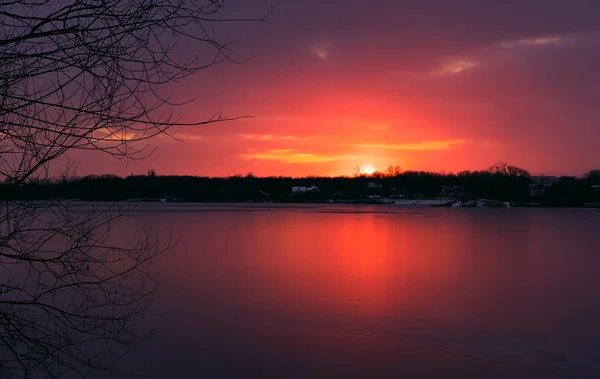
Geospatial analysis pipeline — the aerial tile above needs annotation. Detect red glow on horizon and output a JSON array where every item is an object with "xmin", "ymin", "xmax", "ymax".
[{"xmin": 71, "ymin": 6, "xmax": 600, "ymax": 178}]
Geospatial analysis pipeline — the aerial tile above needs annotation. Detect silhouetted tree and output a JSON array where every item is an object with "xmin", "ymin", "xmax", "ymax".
[
  {"xmin": 488, "ymin": 161, "xmax": 530, "ymax": 177},
  {"xmin": 352, "ymin": 166, "xmax": 365, "ymax": 177},
  {"xmin": 0, "ymin": 166, "xmax": 539, "ymax": 204},
  {"xmin": 369, "ymin": 171, "xmax": 385, "ymax": 180},
  {"xmin": 384, "ymin": 165, "xmax": 402, "ymax": 177},
  {"xmin": 0, "ymin": 1, "xmax": 267, "ymax": 377},
  {"xmin": 585, "ymin": 170, "xmax": 600, "ymax": 185}
]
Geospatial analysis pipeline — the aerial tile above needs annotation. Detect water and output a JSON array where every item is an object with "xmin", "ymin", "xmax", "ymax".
[{"xmin": 123, "ymin": 204, "xmax": 600, "ymax": 378}]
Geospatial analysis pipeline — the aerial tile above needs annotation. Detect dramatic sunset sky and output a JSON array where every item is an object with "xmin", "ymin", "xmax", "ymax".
[{"xmin": 83, "ymin": 0, "xmax": 600, "ymax": 177}]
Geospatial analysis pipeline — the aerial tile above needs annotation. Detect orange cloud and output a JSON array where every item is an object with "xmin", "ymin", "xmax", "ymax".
[
  {"xmin": 91, "ymin": 127, "xmax": 138, "ymax": 142},
  {"xmin": 347, "ymin": 140, "xmax": 466, "ymax": 151},
  {"xmin": 239, "ymin": 134, "xmax": 299, "ymax": 141},
  {"xmin": 242, "ymin": 149, "xmax": 362, "ymax": 163},
  {"xmin": 174, "ymin": 132, "xmax": 204, "ymax": 141},
  {"xmin": 369, "ymin": 124, "xmax": 389, "ymax": 131},
  {"xmin": 239, "ymin": 138, "xmax": 464, "ymax": 168}
]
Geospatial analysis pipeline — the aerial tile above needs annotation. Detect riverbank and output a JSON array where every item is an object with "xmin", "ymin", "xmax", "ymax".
[{"xmin": 115, "ymin": 197, "xmax": 600, "ymax": 208}]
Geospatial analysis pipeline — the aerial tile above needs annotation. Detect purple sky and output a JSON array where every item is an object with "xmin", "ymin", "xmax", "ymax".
[{"xmin": 79, "ymin": 0, "xmax": 600, "ymax": 177}]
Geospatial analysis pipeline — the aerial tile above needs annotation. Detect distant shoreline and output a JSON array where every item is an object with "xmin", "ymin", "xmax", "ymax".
[
  {"xmin": 28, "ymin": 198, "xmax": 600, "ymax": 209},
  {"xmin": 3, "ymin": 168, "xmax": 599, "ymax": 208}
]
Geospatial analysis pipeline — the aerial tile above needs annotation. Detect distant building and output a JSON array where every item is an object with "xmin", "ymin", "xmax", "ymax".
[
  {"xmin": 411, "ymin": 193, "xmax": 425, "ymax": 200},
  {"xmin": 439, "ymin": 185, "xmax": 466, "ymax": 199},
  {"xmin": 159, "ymin": 195, "xmax": 178, "ymax": 202},
  {"xmin": 529, "ymin": 177, "xmax": 556, "ymax": 198},
  {"xmin": 529, "ymin": 186, "xmax": 545, "ymax": 198},
  {"xmin": 390, "ymin": 188, "xmax": 408, "ymax": 199},
  {"xmin": 291, "ymin": 185, "xmax": 320, "ymax": 195},
  {"xmin": 531, "ymin": 176, "xmax": 558, "ymax": 187}
]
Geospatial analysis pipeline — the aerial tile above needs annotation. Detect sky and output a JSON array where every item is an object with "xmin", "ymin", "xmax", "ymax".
[{"xmin": 80, "ymin": 0, "xmax": 600, "ymax": 177}]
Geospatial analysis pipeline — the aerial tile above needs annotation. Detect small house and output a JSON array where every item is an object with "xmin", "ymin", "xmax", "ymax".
[
  {"xmin": 528, "ymin": 178, "xmax": 556, "ymax": 197},
  {"xmin": 390, "ymin": 188, "xmax": 408, "ymax": 199},
  {"xmin": 531, "ymin": 176, "xmax": 558, "ymax": 187},
  {"xmin": 291, "ymin": 185, "xmax": 320, "ymax": 195},
  {"xmin": 439, "ymin": 185, "xmax": 467, "ymax": 199},
  {"xmin": 528, "ymin": 184, "xmax": 546, "ymax": 198}
]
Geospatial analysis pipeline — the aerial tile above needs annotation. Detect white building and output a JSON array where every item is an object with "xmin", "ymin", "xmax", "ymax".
[
  {"xmin": 291, "ymin": 185, "xmax": 320, "ymax": 194},
  {"xmin": 367, "ymin": 182, "xmax": 383, "ymax": 189},
  {"xmin": 531, "ymin": 176, "xmax": 558, "ymax": 187}
]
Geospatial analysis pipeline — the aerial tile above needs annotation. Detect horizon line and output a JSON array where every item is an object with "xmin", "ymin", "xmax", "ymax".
[{"xmin": 42, "ymin": 170, "xmax": 598, "ymax": 181}]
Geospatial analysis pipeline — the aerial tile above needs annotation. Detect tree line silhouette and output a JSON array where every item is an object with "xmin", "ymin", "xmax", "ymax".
[{"xmin": 2, "ymin": 163, "xmax": 599, "ymax": 206}]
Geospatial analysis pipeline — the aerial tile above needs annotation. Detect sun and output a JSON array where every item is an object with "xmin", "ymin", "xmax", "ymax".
[{"xmin": 362, "ymin": 164, "xmax": 377, "ymax": 175}]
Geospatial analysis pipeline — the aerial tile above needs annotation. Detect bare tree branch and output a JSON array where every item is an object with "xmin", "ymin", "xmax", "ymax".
[{"xmin": 0, "ymin": 0, "xmax": 267, "ymax": 376}]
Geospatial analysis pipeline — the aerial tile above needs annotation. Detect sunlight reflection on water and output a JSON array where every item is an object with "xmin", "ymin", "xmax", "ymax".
[{"xmin": 115, "ymin": 205, "xmax": 600, "ymax": 378}]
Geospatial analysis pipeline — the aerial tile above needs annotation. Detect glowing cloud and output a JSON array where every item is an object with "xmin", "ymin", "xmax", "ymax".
[
  {"xmin": 242, "ymin": 149, "xmax": 362, "ymax": 163},
  {"xmin": 172, "ymin": 132, "xmax": 204, "ymax": 141},
  {"xmin": 91, "ymin": 127, "xmax": 137, "ymax": 142},
  {"xmin": 432, "ymin": 59, "xmax": 479, "ymax": 76},
  {"xmin": 238, "ymin": 134, "xmax": 326, "ymax": 142},
  {"xmin": 501, "ymin": 36, "xmax": 565, "ymax": 49},
  {"xmin": 432, "ymin": 35, "xmax": 565, "ymax": 78},
  {"xmin": 369, "ymin": 124, "xmax": 389, "ymax": 131},
  {"xmin": 240, "ymin": 134, "xmax": 299, "ymax": 141},
  {"xmin": 348, "ymin": 140, "xmax": 465, "ymax": 151},
  {"xmin": 310, "ymin": 43, "xmax": 330, "ymax": 59}
]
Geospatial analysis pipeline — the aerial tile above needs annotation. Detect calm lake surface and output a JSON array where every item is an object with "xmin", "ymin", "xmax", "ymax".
[{"xmin": 124, "ymin": 204, "xmax": 600, "ymax": 378}]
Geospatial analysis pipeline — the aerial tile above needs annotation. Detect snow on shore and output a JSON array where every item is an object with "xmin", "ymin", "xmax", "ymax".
[{"xmin": 392, "ymin": 199, "xmax": 449, "ymax": 206}]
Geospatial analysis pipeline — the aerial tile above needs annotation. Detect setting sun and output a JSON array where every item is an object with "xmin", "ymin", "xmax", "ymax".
[{"xmin": 362, "ymin": 164, "xmax": 377, "ymax": 175}]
